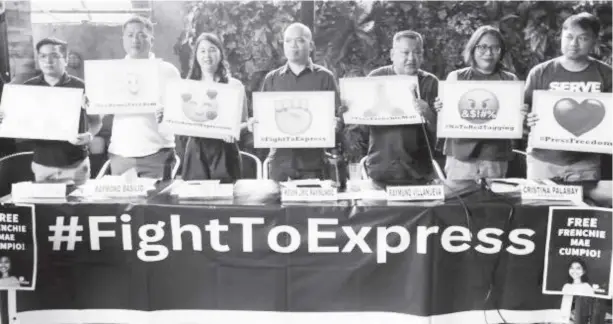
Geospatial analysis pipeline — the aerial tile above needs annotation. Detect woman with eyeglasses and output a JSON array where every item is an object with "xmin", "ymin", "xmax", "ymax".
[
  {"xmin": 180, "ymin": 33, "xmax": 249, "ymax": 182},
  {"xmin": 434, "ymin": 26, "xmax": 528, "ymax": 180}
]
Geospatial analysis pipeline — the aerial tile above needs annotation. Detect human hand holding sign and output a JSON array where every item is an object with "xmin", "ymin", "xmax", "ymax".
[
  {"xmin": 68, "ymin": 132, "xmax": 93, "ymax": 146},
  {"xmin": 433, "ymin": 97, "xmax": 443, "ymax": 113}
]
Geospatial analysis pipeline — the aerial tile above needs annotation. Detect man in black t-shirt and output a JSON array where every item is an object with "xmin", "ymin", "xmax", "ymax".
[{"xmin": 0, "ymin": 37, "xmax": 102, "ymax": 184}]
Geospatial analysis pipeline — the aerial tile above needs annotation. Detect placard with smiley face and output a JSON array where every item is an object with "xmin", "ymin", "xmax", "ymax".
[
  {"xmin": 252, "ymin": 91, "xmax": 335, "ymax": 148},
  {"xmin": 161, "ymin": 79, "xmax": 244, "ymax": 140},
  {"xmin": 437, "ymin": 81, "xmax": 525, "ymax": 139},
  {"xmin": 529, "ymin": 91, "xmax": 612, "ymax": 154},
  {"xmin": 340, "ymin": 75, "xmax": 422, "ymax": 125},
  {"xmin": 84, "ymin": 59, "xmax": 161, "ymax": 114}
]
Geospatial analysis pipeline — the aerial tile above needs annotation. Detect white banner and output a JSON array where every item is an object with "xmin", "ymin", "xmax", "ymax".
[
  {"xmin": 85, "ymin": 59, "xmax": 160, "ymax": 114},
  {"xmin": 340, "ymin": 75, "xmax": 422, "ymax": 125},
  {"xmin": 0, "ymin": 84, "xmax": 82, "ymax": 141},
  {"xmin": 253, "ymin": 91, "xmax": 335, "ymax": 148},
  {"xmin": 529, "ymin": 91, "xmax": 612, "ymax": 154},
  {"xmin": 437, "ymin": 81, "xmax": 524, "ymax": 139},
  {"xmin": 161, "ymin": 79, "xmax": 244, "ymax": 140}
]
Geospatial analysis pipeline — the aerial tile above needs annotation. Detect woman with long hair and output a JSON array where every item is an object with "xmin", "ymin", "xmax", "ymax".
[
  {"xmin": 562, "ymin": 259, "xmax": 595, "ymax": 295},
  {"xmin": 434, "ymin": 25, "xmax": 528, "ymax": 180},
  {"xmin": 180, "ymin": 33, "xmax": 249, "ymax": 182},
  {"xmin": 0, "ymin": 256, "xmax": 20, "ymax": 288}
]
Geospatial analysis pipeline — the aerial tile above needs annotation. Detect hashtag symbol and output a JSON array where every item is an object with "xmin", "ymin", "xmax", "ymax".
[{"xmin": 48, "ymin": 216, "xmax": 84, "ymax": 251}]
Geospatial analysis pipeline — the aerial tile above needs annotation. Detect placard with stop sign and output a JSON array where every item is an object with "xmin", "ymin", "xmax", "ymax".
[
  {"xmin": 437, "ymin": 81, "xmax": 525, "ymax": 139},
  {"xmin": 528, "ymin": 91, "xmax": 612, "ymax": 154}
]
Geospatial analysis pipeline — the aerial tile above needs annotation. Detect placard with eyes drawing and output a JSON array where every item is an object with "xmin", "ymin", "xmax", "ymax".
[
  {"xmin": 529, "ymin": 91, "xmax": 612, "ymax": 154},
  {"xmin": 437, "ymin": 81, "xmax": 525, "ymax": 139},
  {"xmin": 85, "ymin": 59, "xmax": 160, "ymax": 114},
  {"xmin": 252, "ymin": 91, "xmax": 336, "ymax": 148},
  {"xmin": 162, "ymin": 79, "xmax": 244, "ymax": 140}
]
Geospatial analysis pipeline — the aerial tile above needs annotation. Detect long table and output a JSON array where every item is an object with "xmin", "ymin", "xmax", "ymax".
[{"xmin": 1, "ymin": 182, "xmax": 608, "ymax": 324}]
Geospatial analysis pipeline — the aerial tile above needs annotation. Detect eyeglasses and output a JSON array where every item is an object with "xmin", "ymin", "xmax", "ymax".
[{"xmin": 475, "ymin": 45, "xmax": 501, "ymax": 54}]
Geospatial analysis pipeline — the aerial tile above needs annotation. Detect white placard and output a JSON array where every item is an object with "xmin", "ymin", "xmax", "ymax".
[
  {"xmin": 340, "ymin": 75, "xmax": 422, "ymax": 125},
  {"xmin": 85, "ymin": 59, "xmax": 160, "ymax": 114},
  {"xmin": 281, "ymin": 187, "xmax": 338, "ymax": 202},
  {"xmin": 520, "ymin": 184, "xmax": 583, "ymax": 203},
  {"xmin": 437, "ymin": 81, "xmax": 524, "ymax": 139},
  {"xmin": 386, "ymin": 185, "xmax": 445, "ymax": 201},
  {"xmin": 529, "ymin": 91, "xmax": 612, "ymax": 154},
  {"xmin": 0, "ymin": 84, "xmax": 82, "ymax": 141},
  {"xmin": 162, "ymin": 79, "xmax": 243, "ymax": 140},
  {"xmin": 253, "ymin": 91, "xmax": 335, "ymax": 148}
]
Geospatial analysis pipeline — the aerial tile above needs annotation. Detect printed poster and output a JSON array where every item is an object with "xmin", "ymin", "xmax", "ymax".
[
  {"xmin": 340, "ymin": 75, "xmax": 422, "ymax": 125},
  {"xmin": 162, "ymin": 79, "xmax": 244, "ymax": 140},
  {"xmin": 543, "ymin": 207, "xmax": 612, "ymax": 299},
  {"xmin": 437, "ymin": 81, "xmax": 524, "ymax": 139},
  {"xmin": 0, "ymin": 204, "xmax": 37, "ymax": 290},
  {"xmin": 529, "ymin": 91, "xmax": 612, "ymax": 154},
  {"xmin": 85, "ymin": 59, "xmax": 160, "ymax": 114},
  {"xmin": 0, "ymin": 84, "xmax": 82, "ymax": 141},
  {"xmin": 253, "ymin": 91, "xmax": 335, "ymax": 148}
]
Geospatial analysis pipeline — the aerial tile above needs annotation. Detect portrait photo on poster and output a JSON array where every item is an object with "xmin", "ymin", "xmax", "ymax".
[
  {"xmin": 543, "ymin": 207, "xmax": 613, "ymax": 299},
  {"xmin": 339, "ymin": 75, "xmax": 422, "ymax": 125},
  {"xmin": 0, "ymin": 204, "xmax": 37, "ymax": 291},
  {"xmin": 437, "ymin": 80, "xmax": 525, "ymax": 139},
  {"xmin": 529, "ymin": 91, "xmax": 612, "ymax": 154}
]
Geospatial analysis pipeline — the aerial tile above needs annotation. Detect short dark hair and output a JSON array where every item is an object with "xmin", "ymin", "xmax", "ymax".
[
  {"xmin": 393, "ymin": 30, "xmax": 424, "ymax": 48},
  {"xmin": 122, "ymin": 15, "xmax": 154, "ymax": 34},
  {"xmin": 463, "ymin": 25, "xmax": 507, "ymax": 71},
  {"xmin": 563, "ymin": 12, "xmax": 601, "ymax": 37},
  {"xmin": 35, "ymin": 37, "xmax": 68, "ymax": 58}
]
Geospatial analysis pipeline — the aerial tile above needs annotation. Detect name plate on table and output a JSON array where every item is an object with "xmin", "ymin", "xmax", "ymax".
[
  {"xmin": 91, "ymin": 183, "xmax": 149, "ymax": 196},
  {"xmin": 170, "ymin": 181, "xmax": 234, "ymax": 199},
  {"xmin": 386, "ymin": 185, "xmax": 445, "ymax": 201},
  {"xmin": 281, "ymin": 187, "xmax": 338, "ymax": 202},
  {"xmin": 12, "ymin": 182, "xmax": 67, "ymax": 200},
  {"xmin": 520, "ymin": 185, "xmax": 583, "ymax": 202}
]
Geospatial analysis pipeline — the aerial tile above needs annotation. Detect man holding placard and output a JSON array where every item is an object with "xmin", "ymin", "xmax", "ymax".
[
  {"xmin": 0, "ymin": 38, "xmax": 102, "ymax": 185},
  {"xmin": 525, "ymin": 13, "xmax": 612, "ymax": 181},
  {"xmin": 107, "ymin": 16, "xmax": 181, "ymax": 178},
  {"xmin": 249, "ymin": 23, "xmax": 343, "ymax": 182},
  {"xmin": 358, "ymin": 30, "xmax": 439, "ymax": 185}
]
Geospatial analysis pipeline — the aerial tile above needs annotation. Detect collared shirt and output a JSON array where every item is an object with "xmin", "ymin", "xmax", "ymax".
[
  {"xmin": 23, "ymin": 73, "xmax": 88, "ymax": 167},
  {"xmin": 108, "ymin": 53, "xmax": 180, "ymax": 157},
  {"xmin": 362, "ymin": 65, "xmax": 439, "ymax": 184},
  {"xmin": 260, "ymin": 60, "xmax": 341, "ymax": 173}
]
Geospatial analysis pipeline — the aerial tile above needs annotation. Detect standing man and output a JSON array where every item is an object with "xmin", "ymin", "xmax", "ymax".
[
  {"xmin": 358, "ymin": 30, "xmax": 440, "ymax": 186},
  {"xmin": 251, "ymin": 23, "xmax": 344, "ymax": 181},
  {"xmin": 0, "ymin": 37, "xmax": 102, "ymax": 184},
  {"xmin": 525, "ymin": 13, "xmax": 612, "ymax": 181},
  {"xmin": 107, "ymin": 15, "xmax": 181, "ymax": 178}
]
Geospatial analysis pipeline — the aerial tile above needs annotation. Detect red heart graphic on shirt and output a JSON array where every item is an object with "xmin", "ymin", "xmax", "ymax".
[{"xmin": 553, "ymin": 98, "xmax": 605, "ymax": 137}]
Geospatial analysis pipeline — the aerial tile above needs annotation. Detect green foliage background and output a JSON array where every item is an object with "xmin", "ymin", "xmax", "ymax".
[{"xmin": 177, "ymin": 0, "xmax": 612, "ymax": 162}]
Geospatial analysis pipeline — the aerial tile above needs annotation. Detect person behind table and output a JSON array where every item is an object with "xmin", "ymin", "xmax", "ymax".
[
  {"xmin": 0, "ymin": 37, "xmax": 102, "ymax": 185},
  {"xmin": 181, "ymin": 33, "xmax": 249, "ymax": 182},
  {"xmin": 107, "ymin": 15, "xmax": 181, "ymax": 178},
  {"xmin": 248, "ymin": 23, "xmax": 344, "ymax": 182},
  {"xmin": 562, "ymin": 258, "xmax": 596, "ymax": 295},
  {"xmin": 525, "ymin": 13, "xmax": 612, "ymax": 181},
  {"xmin": 356, "ymin": 30, "xmax": 439, "ymax": 186},
  {"xmin": 433, "ymin": 26, "xmax": 528, "ymax": 180},
  {"xmin": 0, "ymin": 256, "xmax": 20, "ymax": 288}
]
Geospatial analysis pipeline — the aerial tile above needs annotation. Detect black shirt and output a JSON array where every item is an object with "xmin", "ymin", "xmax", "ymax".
[{"xmin": 23, "ymin": 73, "xmax": 88, "ymax": 167}]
